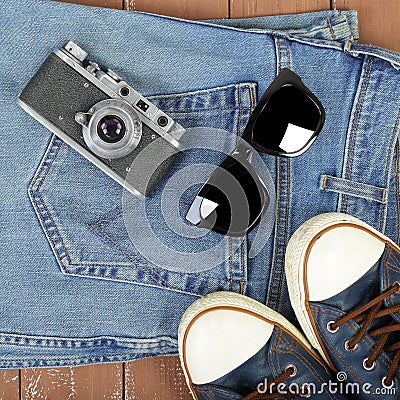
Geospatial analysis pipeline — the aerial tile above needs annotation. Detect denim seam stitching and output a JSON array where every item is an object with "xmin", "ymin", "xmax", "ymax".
[
  {"xmin": 285, "ymin": 39, "xmax": 292, "ymax": 69},
  {"xmin": 0, "ymin": 332, "xmax": 177, "ymax": 349},
  {"xmin": 267, "ymin": 37, "xmax": 292, "ymax": 311},
  {"xmin": 268, "ymin": 37, "xmax": 282, "ymax": 308},
  {"xmin": 396, "ymin": 141, "xmax": 400, "ymax": 245},
  {"xmin": 236, "ymin": 84, "xmax": 242, "ymax": 138},
  {"xmin": 153, "ymin": 82, "xmax": 257, "ymax": 111},
  {"xmin": 234, "ymin": 86, "xmax": 242, "ymax": 293},
  {"xmin": 238, "ymin": 84, "xmax": 255, "ymax": 296},
  {"xmin": 327, "ymin": 16, "xmax": 337, "ymax": 41},
  {"xmin": 0, "ymin": 350, "xmax": 179, "ymax": 369},
  {"xmin": 385, "ymin": 248, "xmax": 399, "ymax": 308},
  {"xmin": 166, "ymin": 107, "xmax": 253, "ymax": 113},
  {"xmin": 384, "ymin": 248, "xmax": 390, "ymax": 306},
  {"xmin": 341, "ymin": 56, "xmax": 374, "ymax": 214},
  {"xmin": 152, "ymin": 82, "xmax": 242, "ymax": 106},
  {"xmin": 28, "ymin": 137, "xmax": 73, "ymax": 268},
  {"xmin": 229, "ymin": 237, "xmax": 233, "ymax": 291},
  {"xmin": 346, "ymin": 56, "xmax": 374, "ymax": 180},
  {"xmin": 240, "ymin": 241, "xmax": 245, "ymax": 295},
  {"xmin": 269, "ymin": 328, "xmax": 281, "ymax": 379},
  {"xmin": 381, "ymin": 108, "xmax": 400, "ymax": 232},
  {"xmin": 268, "ymin": 36, "xmax": 282, "ymax": 306}
]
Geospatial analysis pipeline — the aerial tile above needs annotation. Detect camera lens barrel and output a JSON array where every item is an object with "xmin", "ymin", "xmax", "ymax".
[{"xmin": 81, "ymin": 99, "xmax": 142, "ymax": 159}]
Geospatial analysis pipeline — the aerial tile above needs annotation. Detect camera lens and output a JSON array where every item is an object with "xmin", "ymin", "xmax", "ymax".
[
  {"xmin": 81, "ymin": 99, "xmax": 142, "ymax": 160},
  {"xmin": 97, "ymin": 115, "xmax": 126, "ymax": 143}
]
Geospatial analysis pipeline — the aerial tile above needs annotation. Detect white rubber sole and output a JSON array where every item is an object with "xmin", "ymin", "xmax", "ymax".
[
  {"xmin": 284, "ymin": 212, "xmax": 395, "ymax": 366},
  {"xmin": 178, "ymin": 291, "xmax": 315, "ymax": 399}
]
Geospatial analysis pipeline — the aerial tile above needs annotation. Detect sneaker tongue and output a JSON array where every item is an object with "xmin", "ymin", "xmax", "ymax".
[{"xmin": 380, "ymin": 245, "xmax": 400, "ymax": 323}]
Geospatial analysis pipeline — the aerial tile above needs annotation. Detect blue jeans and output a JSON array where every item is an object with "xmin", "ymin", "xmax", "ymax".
[{"xmin": 1, "ymin": 0, "xmax": 400, "ymax": 368}]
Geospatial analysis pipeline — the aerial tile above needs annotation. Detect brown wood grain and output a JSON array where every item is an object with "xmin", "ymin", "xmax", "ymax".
[
  {"xmin": 336, "ymin": 0, "xmax": 400, "ymax": 52},
  {"xmin": 0, "ymin": 370, "xmax": 19, "ymax": 400},
  {"xmin": 56, "ymin": 0, "xmax": 122, "ymax": 9},
  {"xmin": 20, "ymin": 364, "xmax": 123, "ymax": 399},
  {"xmin": 231, "ymin": 0, "xmax": 330, "ymax": 18},
  {"xmin": 126, "ymin": 0, "xmax": 229, "ymax": 19},
  {"xmin": 125, "ymin": 356, "xmax": 191, "ymax": 400}
]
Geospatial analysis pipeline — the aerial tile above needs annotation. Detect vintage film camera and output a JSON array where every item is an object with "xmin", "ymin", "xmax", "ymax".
[{"xmin": 19, "ymin": 41, "xmax": 185, "ymax": 198}]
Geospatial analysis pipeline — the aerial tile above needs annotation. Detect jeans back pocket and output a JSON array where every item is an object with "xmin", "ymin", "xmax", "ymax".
[{"xmin": 29, "ymin": 82, "xmax": 257, "ymax": 296}]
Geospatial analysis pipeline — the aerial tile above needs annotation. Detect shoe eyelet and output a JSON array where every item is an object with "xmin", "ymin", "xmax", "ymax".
[
  {"xmin": 394, "ymin": 281, "xmax": 400, "ymax": 294},
  {"xmin": 300, "ymin": 385, "xmax": 312, "ymax": 398},
  {"xmin": 344, "ymin": 340, "xmax": 359, "ymax": 352},
  {"xmin": 382, "ymin": 376, "xmax": 395, "ymax": 389},
  {"xmin": 327, "ymin": 321, "xmax": 339, "ymax": 334},
  {"xmin": 285, "ymin": 364, "xmax": 297, "ymax": 378},
  {"xmin": 363, "ymin": 358, "xmax": 376, "ymax": 371}
]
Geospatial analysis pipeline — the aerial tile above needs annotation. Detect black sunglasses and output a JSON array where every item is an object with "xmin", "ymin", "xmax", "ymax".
[{"xmin": 186, "ymin": 68, "xmax": 325, "ymax": 237}]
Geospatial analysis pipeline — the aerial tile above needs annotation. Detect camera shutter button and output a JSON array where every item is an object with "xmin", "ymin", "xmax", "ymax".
[{"xmin": 86, "ymin": 61, "xmax": 100, "ymax": 75}]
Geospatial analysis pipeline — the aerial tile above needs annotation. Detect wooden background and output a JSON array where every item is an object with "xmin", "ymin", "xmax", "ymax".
[{"xmin": 2, "ymin": 0, "xmax": 399, "ymax": 398}]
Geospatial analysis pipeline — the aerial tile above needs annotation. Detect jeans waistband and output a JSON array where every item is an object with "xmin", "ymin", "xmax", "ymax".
[{"xmin": 207, "ymin": 10, "xmax": 359, "ymax": 44}]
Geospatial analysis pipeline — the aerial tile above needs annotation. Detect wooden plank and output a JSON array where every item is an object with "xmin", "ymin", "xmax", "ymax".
[
  {"xmin": 0, "ymin": 370, "xmax": 19, "ymax": 400},
  {"xmin": 126, "ymin": 0, "xmax": 229, "ymax": 20},
  {"xmin": 56, "ymin": 0, "xmax": 123, "ymax": 9},
  {"xmin": 231, "ymin": 0, "xmax": 331, "ymax": 19},
  {"xmin": 336, "ymin": 0, "xmax": 400, "ymax": 52},
  {"xmin": 125, "ymin": 356, "xmax": 190, "ymax": 400},
  {"xmin": 20, "ymin": 364, "xmax": 123, "ymax": 399}
]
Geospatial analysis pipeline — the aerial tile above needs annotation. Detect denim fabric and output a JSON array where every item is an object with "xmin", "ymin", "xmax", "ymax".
[{"xmin": 1, "ymin": 1, "xmax": 400, "ymax": 368}]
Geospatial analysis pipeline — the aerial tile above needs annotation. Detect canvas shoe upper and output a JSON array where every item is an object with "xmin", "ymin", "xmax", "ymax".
[
  {"xmin": 286, "ymin": 212, "xmax": 400, "ymax": 399},
  {"xmin": 178, "ymin": 291, "xmax": 348, "ymax": 399}
]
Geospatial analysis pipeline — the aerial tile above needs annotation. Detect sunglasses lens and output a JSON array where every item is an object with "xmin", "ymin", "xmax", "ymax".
[
  {"xmin": 195, "ymin": 156, "xmax": 266, "ymax": 236},
  {"xmin": 253, "ymin": 85, "xmax": 322, "ymax": 154}
]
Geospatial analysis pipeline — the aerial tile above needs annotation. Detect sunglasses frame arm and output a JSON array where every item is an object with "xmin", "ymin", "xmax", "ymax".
[{"xmin": 241, "ymin": 68, "xmax": 325, "ymax": 157}]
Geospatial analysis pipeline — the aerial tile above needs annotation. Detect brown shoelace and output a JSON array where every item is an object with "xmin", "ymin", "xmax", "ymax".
[
  {"xmin": 243, "ymin": 365, "xmax": 309, "ymax": 399},
  {"xmin": 329, "ymin": 282, "xmax": 400, "ymax": 387}
]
